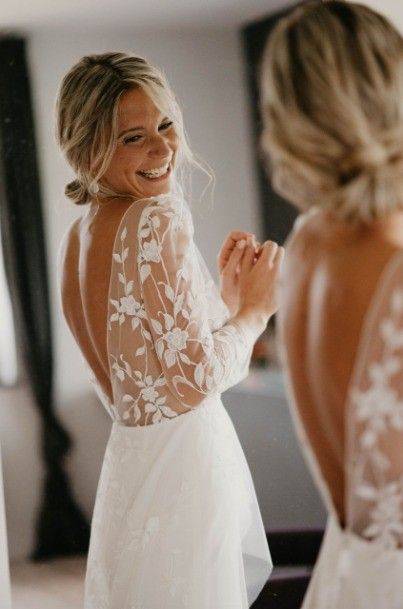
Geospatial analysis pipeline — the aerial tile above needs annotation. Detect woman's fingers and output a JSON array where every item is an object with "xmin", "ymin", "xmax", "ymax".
[
  {"xmin": 242, "ymin": 240, "xmax": 284, "ymax": 279},
  {"xmin": 222, "ymin": 238, "xmax": 246, "ymax": 275},
  {"xmin": 274, "ymin": 245, "xmax": 285, "ymax": 267},
  {"xmin": 239, "ymin": 239, "xmax": 256, "ymax": 273},
  {"xmin": 236, "ymin": 238, "xmax": 285, "ymax": 321},
  {"xmin": 218, "ymin": 231, "xmax": 259, "ymax": 272},
  {"xmin": 258, "ymin": 241, "xmax": 281, "ymax": 266},
  {"xmin": 227, "ymin": 231, "xmax": 254, "ymax": 242}
]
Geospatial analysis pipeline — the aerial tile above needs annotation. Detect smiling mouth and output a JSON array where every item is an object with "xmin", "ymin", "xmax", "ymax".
[{"xmin": 137, "ymin": 163, "xmax": 171, "ymax": 181}]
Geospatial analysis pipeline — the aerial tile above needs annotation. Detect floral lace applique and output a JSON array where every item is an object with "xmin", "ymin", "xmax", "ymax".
[
  {"xmin": 349, "ymin": 285, "xmax": 403, "ymax": 549},
  {"xmin": 107, "ymin": 195, "xmax": 255, "ymax": 427}
]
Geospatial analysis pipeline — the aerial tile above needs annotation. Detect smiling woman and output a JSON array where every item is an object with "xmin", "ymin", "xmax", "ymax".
[
  {"xmin": 101, "ymin": 88, "xmax": 178, "ymax": 199},
  {"xmin": 55, "ymin": 52, "xmax": 282, "ymax": 609},
  {"xmin": 56, "ymin": 53, "xmax": 203, "ymax": 205}
]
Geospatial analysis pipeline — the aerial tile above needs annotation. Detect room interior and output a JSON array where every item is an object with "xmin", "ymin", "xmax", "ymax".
[{"xmin": 0, "ymin": 0, "xmax": 398, "ymax": 607}]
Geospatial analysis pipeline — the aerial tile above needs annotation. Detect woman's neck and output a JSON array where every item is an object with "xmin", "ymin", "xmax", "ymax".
[
  {"xmin": 364, "ymin": 211, "xmax": 403, "ymax": 247},
  {"xmin": 321, "ymin": 209, "xmax": 403, "ymax": 248}
]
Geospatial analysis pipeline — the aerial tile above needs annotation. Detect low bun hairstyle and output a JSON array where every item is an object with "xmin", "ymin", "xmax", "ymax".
[
  {"xmin": 56, "ymin": 52, "xmax": 195, "ymax": 205},
  {"xmin": 260, "ymin": 1, "xmax": 403, "ymax": 222},
  {"xmin": 64, "ymin": 179, "xmax": 91, "ymax": 206}
]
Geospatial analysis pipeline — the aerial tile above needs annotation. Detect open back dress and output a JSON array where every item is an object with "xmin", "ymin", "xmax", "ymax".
[
  {"xmin": 58, "ymin": 192, "xmax": 272, "ymax": 609},
  {"xmin": 279, "ymin": 215, "xmax": 403, "ymax": 609}
]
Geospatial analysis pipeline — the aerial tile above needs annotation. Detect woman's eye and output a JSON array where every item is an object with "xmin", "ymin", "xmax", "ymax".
[
  {"xmin": 159, "ymin": 121, "xmax": 173, "ymax": 131},
  {"xmin": 123, "ymin": 134, "xmax": 143, "ymax": 144},
  {"xmin": 122, "ymin": 122, "xmax": 172, "ymax": 144}
]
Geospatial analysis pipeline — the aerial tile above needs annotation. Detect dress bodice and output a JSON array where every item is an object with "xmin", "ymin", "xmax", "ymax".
[{"xmin": 60, "ymin": 193, "xmax": 257, "ymax": 427}]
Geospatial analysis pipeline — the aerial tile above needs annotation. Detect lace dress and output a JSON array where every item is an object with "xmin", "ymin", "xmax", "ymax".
[
  {"xmin": 279, "ymin": 235, "xmax": 403, "ymax": 609},
  {"xmin": 59, "ymin": 193, "xmax": 272, "ymax": 609}
]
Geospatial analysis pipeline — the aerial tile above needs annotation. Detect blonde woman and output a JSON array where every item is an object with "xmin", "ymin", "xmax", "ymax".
[
  {"xmin": 56, "ymin": 53, "xmax": 282, "ymax": 608},
  {"xmin": 261, "ymin": 1, "xmax": 403, "ymax": 607}
]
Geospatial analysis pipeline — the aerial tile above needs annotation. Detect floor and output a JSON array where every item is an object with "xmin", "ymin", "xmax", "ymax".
[
  {"xmin": 10, "ymin": 556, "xmax": 310, "ymax": 609},
  {"xmin": 10, "ymin": 556, "xmax": 86, "ymax": 609}
]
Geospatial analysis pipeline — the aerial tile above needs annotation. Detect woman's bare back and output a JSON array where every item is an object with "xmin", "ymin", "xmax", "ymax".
[
  {"xmin": 280, "ymin": 210, "xmax": 403, "ymax": 525},
  {"xmin": 58, "ymin": 200, "xmax": 132, "ymax": 403}
]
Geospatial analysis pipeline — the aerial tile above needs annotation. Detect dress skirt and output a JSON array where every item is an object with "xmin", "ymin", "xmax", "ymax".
[
  {"xmin": 84, "ymin": 395, "xmax": 272, "ymax": 609},
  {"xmin": 301, "ymin": 514, "xmax": 403, "ymax": 609}
]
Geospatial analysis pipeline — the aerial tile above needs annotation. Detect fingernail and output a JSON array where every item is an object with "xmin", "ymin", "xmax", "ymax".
[{"xmin": 237, "ymin": 239, "xmax": 246, "ymax": 250}]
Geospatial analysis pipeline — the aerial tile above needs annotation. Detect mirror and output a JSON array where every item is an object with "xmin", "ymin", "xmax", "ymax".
[{"xmin": 6, "ymin": 1, "xmax": 397, "ymax": 607}]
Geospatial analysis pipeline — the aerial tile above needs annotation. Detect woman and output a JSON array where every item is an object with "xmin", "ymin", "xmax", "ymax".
[
  {"xmin": 261, "ymin": 2, "xmax": 403, "ymax": 608},
  {"xmin": 56, "ymin": 52, "xmax": 282, "ymax": 608}
]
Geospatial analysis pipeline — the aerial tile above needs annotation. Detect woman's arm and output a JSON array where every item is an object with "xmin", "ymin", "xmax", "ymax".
[{"xmin": 137, "ymin": 197, "xmax": 266, "ymax": 407}]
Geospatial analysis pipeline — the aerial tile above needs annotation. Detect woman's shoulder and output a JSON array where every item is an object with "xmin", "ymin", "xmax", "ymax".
[
  {"xmin": 284, "ymin": 207, "xmax": 322, "ymax": 251},
  {"xmin": 122, "ymin": 192, "xmax": 188, "ymax": 224},
  {"xmin": 291, "ymin": 206, "xmax": 321, "ymax": 233},
  {"xmin": 133, "ymin": 193, "xmax": 192, "ymax": 235},
  {"xmin": 282, "ymin": 208, "xmax": 324, "ymax": 270},
  {"xmin": 57, "ymin": 217, "xmax": 81, "ymax": 285}
]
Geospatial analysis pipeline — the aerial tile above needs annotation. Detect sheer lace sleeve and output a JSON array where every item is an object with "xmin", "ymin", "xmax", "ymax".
[
  {"xmin": 107, "ymin": 194, "xmax": 258, "ymax": 425},
  {"xmin": 347, "ymin": 251, "xmax": 403, "ymax": 549}
]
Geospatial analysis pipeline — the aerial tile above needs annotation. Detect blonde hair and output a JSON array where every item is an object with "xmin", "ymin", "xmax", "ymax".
[
  {"xmin": 260, "ymin": 1, "xmax": 403, "ymax": 222},
  {"xmin": 56, "ymin": 52, "xmax": 208, "ymax": 205}
]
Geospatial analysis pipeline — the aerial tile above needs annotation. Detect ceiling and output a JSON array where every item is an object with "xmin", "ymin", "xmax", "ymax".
[{"xmin": 0, "ymin": 0, "xmax": 295, "ymax": 31}]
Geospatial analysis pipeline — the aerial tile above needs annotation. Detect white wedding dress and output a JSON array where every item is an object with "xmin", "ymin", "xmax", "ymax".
[
  {"xmin": 279, "ymin": 236, "xmax": 403, "ymax": 609},
  {"xmin": 58, "ymin": 193, "xmax": 272, "ymax": 609}
]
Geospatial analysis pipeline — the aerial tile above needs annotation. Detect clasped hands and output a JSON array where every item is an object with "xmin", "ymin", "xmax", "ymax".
[{"xmin": 218, "ymin": 231, "xmax": 284, "ymax": 321}]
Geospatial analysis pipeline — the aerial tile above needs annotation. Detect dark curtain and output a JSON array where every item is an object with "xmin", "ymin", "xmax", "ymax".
[
  {"xmin": 242, "ymin": 4, "xmax": 299, "ymax": 245},
  {"xmin": 0, "ymin": 35, "xmax": 90, "ymax": 559}
]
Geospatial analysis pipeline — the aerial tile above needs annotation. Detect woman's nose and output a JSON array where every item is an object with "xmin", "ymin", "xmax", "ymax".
[{"xmin": 149, "ymin": 133, "xmax": 171, "ymax": 158}]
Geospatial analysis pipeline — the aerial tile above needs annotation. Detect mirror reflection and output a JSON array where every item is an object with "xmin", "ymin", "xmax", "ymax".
[{"xmin": 1, "ymin": 1, "xmax": 400, "ymax": 608}]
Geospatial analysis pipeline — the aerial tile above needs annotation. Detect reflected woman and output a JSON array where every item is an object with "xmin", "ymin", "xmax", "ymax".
[
  {"xmin": 56, "ymin": 53, "xmax": 282, "ymax": 608},
  {"xmin": 261, "ymin": 2, "xmax": 403, "ymax": 608}
]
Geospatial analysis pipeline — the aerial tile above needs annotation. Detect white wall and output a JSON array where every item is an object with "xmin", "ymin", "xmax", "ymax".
[{"xmin": 362, "ymin": 1, "xmax": 403, "ymax": 34}]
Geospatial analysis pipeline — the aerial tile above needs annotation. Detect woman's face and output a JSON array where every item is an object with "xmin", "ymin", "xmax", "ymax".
[{"xmin": 101, "ymin": 86, "xmax": 179, "ymax": 200}]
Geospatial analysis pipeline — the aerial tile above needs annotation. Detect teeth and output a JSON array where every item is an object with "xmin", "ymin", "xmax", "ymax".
[{"xmin": 139, "ymin": 164, "xmax": 169, "ymax": 178}]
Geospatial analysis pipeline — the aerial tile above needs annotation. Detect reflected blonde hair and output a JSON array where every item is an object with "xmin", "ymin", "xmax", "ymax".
[
  {"xmin": 260, "ymin": 1, "xmax": 403, "ymax": 222},
  {"xmin": 56, "ymin": 52, "xmax": 207, "ymax": 205}
]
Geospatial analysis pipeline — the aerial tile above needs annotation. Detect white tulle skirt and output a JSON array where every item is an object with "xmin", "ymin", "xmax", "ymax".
[
  {"xmin": 302, "ymin": 514, "xmax": 403, "ymax": 609},
  {"xmin": 84, "ymin": 395, "xmax": 272, "ymax": 609}
]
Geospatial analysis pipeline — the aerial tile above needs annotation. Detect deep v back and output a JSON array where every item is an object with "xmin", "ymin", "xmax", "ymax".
[
  {"xmin": 57, "ymin": 198, "xmax": 135, "ymax": 405},
  {"xmin": 279, "ymin": 210, "xmax": 403, "ymax": 545}
]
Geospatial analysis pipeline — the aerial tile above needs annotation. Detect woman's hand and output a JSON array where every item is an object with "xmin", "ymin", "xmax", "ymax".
[
  {"xmin": 235, "ymin": 239, "xmax": 285, "ymax": 331},
  {"xmin": 218, "ymin": 231, "xmax": 259, "ymax": 317}
]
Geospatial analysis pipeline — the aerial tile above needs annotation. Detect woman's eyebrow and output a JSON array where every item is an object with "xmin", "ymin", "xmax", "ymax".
[
  {"xmin": 118, "ymin": 126, "xmax": 143, "ymax": 137},
  {"xmin": 118, "ymin": 118, "xmax": 170, "ymax": 138}
]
